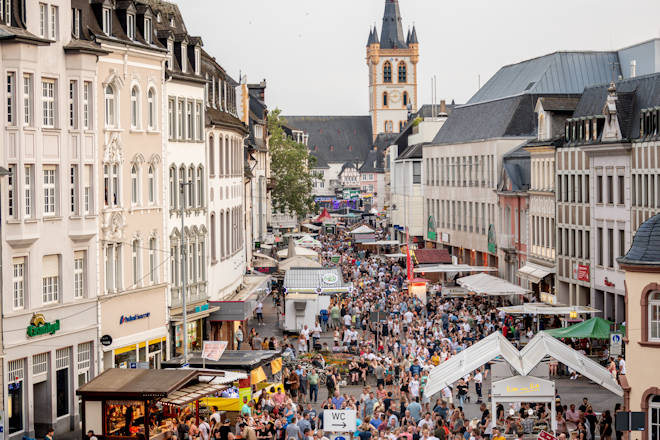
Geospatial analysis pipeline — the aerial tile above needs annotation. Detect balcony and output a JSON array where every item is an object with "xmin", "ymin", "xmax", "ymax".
[
  {"xmin": 170, "ymin": 282, "xmax": 208, "ymax": 308},
  {"xmin": 498, "ymin": 233, "xmax": 517, "ymax": 252}
]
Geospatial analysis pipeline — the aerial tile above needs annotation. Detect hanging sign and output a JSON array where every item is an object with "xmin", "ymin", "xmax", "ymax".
[{"xmin": 26, "ymin": 314, "xmax": 60, "ymax": 337}]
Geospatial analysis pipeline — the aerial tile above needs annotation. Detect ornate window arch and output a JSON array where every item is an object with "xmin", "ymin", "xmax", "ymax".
[
  {"xmin": 383, "ymin": 91, "xmax": 388, "ymax": 107},
  {"xmin": 383, "ymin": 61, "xmax": 392, "ymax": 83},
  {"xmin": 398, "ymin": 61, "xmax": 407, "ymax": 83},
  {"xmin": 641, "ymin": 283, "xmax": 660, "ymax": 345}
]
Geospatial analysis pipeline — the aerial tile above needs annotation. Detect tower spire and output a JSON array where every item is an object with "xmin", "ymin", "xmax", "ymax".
[
  {"xmin": 380, "ymin": 0, "xmax": 407, "ymax": 49},
  {"xmin": 409, "ymin": 24, "xmax": 419, "ymax": 44}
]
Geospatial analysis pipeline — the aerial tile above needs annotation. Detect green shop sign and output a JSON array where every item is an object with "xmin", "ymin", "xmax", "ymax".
[
  {"xmin": 487, "ymin": 224, "xmax": 497, "ymax": 254},
  {"xmin": 27, "ymin": 313, "xmax": 60, "ymax": 337},
  {"xmin": 427, "ymin": 216, "xmax": 437, "ymax": 241}
]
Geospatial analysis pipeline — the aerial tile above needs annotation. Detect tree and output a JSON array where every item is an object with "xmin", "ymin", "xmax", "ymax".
[{"xmin": 268, "ymin": 109, "xmax": 316, "ymax": 218}]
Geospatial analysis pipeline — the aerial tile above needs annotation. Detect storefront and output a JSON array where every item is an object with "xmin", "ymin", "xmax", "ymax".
[
  {"xmin": 170, "ymin": 304, "xmax": 219, "ymax": 357},
  {"xmin": 208, "ymin": 275, "xmax": 271, "ymax": 348},
  {"xmin": 77, "ymin": 368, "xmax": 246, "ymax": 440},
  {"xmin": 3, "ymin": 302, "xmax": 98, "ymax": 438},
  {"xmin": 99, "ymin": 288, "xmax": 169, "ymax": 370}
]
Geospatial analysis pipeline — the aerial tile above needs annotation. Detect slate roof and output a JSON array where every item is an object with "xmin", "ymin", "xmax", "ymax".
[
  {"xmin": 500, "ymin": 143, "xmax": 531, "ymax": 192},
  {"xmin": 537, "ymin": 97, "xmax": 580, "ymax": 112},
  {"xmin": 433, "ymin": 94, "xmax": 549, "ymax": 145},
  {"xmin": 380, "ymin": 0, "xmax": 408, "ymax": 49},
  {"xmin": 468, "ymin": 52, "xmax": 621, "ymax": 106},
  {"xmin": 618, "ymin": 213, "xmax": 660, "ymax": 266},
  {"xmin": 359, "ymin": 149, "xmax": 385, "ymax": 173},
  {"xmin": 397, "ymin": 143, "xmax": 424, "ymax": 160},
  {"xmin": 284, "ymin": 116, "xmax": 374, "ymax": 168},
  {"xmin": 571, "ymin": 73, "xmax": 660, "ymax": 140},
  {"xmin": 414, "ymin": 248, "xmax": 451, "ymax": 264}
]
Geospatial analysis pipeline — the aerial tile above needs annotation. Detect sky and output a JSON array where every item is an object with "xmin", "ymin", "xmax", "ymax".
[{"xmin": 177, "ymin": 0, "xmax": 660, "ymax": 115}]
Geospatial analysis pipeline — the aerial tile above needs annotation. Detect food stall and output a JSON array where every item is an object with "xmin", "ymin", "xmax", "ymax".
[
  {"xmin": 77, "ymin": 368, "xmax": 245, "ymax": 440},
  {"xmin": 160, "ymin": 350, "xmax": 283, "ymax": 412}
]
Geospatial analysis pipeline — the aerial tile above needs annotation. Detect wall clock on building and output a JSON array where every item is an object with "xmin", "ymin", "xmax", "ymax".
[{"xmin": 389, "ymin": 90, "xmax": 401, "ymax": 103}]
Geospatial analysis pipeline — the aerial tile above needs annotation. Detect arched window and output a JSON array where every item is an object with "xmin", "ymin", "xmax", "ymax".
[
  {"xmin": 210, "ymin": 213, "xmax": 216, "ymax": 261},
  {"xmin": 149, "ymin": 237, "xmax": 157, "ymax": 283},
  {"xmin": 383, "ymin": 92, "xmax": 388, "ymax": 107},
  {"xmin": 104, "ymin": 85, "xmax": 115, "ymax": 127},
  {"xmin": 187, "ymin": 166, "xmax": 195, "ymax": 208},
  {"xmin": 218, "ymin": 136, "xmax": 224, "ymax": 177},
  {"xmin": 650, "ymin": 291, "xmax": 660, "ymax": 341},
  {"xmin": 131, "ymin": 164, "xmax": 139, "ymax": 205},
  {"xmin": 403, "ymin": 91, "xmax": 409, "ymax": 107},
  {"xmin": 147, "ymin": 165, "xmax": 155, "ymax": 204},
  {"xmin": 169, "ymin": 165, "xmax": 177, "ymax": 208},
  {"xmin": 224, "ymin": 136, "xmax": 230, "ymax": 176},
  {"xmin": 649, "ymin": 395, "xmax": 660, "ymax": 440},
  {"xmin": 383, "ymin": 61, "xmax": 392, "ymax": 83},
  {"xmin": 209, "ymin": 135, "xmax": 215, "ymax": 176},
  {"xmin": 398, "ymin": 62, "xmax": 407, "ymax": 83},
  {"xmin": 196, "ymin": 166, "xmax": 204, "ymax": 208},
  {"xmin": 179, "ymin": 166, "xmax": 186, "ymax": 208},
  {"xmin": 130, "ymin": 86, "xmax": 139, "ymax": 128},
  {"xmin": 147, "ymin": 88, "xmax": 156, "ymax": 129},
  {"xmin": 225, "ymin": 209, "xmax": 230, "ymax": 256},
  {"xmin": 132, "ymin": 239, "xmax": 141, "ymax": 287},
  {"xmin": 219, "ymin": 211, "xmax": 225, "ymax": 259}
]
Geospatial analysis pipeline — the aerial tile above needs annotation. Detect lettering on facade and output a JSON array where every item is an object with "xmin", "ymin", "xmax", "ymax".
[
  {"xmin": 119, "ymin": 312, "xmax": 151, "ymax": 325},
  {"xmin": 26, "ymin": 313, "xmax": 60, "ymax": 337}
]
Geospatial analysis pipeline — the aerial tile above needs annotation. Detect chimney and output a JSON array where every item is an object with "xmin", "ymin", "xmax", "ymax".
[{"xmin": 440, "ymin": 100, "xmax": 447, "ymax": 115}]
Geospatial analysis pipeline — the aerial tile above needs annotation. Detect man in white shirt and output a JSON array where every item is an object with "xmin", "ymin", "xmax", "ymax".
[
  {"xmin": 618, "ymin": 355, "xmax": 626, "ymax": 375},
  {"xmin": 255, "ymin": 301, "xmax": 264, "ymax": 325},
  {"xmin": 474, "ymin": 369, "xmax": 483, "ymax": 403}
]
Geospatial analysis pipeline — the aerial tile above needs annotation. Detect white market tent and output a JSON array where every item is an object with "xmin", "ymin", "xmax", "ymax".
[
  {"xmin": 518, "ymin": 262, "xmax": 555, "ymax": 284},
  {"xmin": 491, "ymin": 376, "xmax": 557, "ymax": 432},
  {"xmin": 278, "ymin": 255, "xmax": 322, "ymax": 272},
  {"xmin": 350, "ymin": 225, "xmax": 376, "ymax": 234},
  {"xmin": 498, "ymin": 304, "xmax": 600, "ymax": 315},
  {"xmin": 414, "ymin": 264, "xmax": 498, "ymax": 273},
  {"xmin": 295, "ymin": 235, "xmax": 322, "ymax": 248},
  {"xmin": 423, "ymin": 331, "xmax": 623, "ymax": 399},
  {"xmin": 458, "ymin": 273, "xmax": 531, "ymax": 295},
  {"xmin": 277, "ymin": 246, "xmax": 318, "ymax": 259},
  {"xmin": 362, "ymin": 240, "xmax": 400, "ymax": 246}
]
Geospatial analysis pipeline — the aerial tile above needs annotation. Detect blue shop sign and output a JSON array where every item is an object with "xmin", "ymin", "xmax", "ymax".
[{"xmin": 119, "ymin": 312, "xmax": 151, "ymax": 325}]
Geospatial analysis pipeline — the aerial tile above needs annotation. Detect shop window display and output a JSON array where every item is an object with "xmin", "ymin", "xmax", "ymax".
[{"xmin": 105, "ymin": 401, "xmax": 145, "ymax": 438}]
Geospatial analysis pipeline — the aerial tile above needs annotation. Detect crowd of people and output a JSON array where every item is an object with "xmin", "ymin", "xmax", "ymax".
[{"xmin": 213, "ymin": 226, "xmax": 623, "ymax": 440}]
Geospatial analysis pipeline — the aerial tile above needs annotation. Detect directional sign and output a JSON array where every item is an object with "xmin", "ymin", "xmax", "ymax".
[
  {"xmin": 610, "ymin": 332, "xmax": 623, "ymax": 356},
  {"xmin": 324, "ymin": 410, "xmax": 356, "ymax": 433}
]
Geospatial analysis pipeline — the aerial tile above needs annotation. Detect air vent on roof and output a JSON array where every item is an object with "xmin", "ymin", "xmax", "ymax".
[{"xmin": 524, "ymin": 82, "xmax": 536, "ymax": 91}]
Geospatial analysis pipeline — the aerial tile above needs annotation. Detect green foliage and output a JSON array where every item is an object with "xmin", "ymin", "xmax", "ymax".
[{"xmin": 268, "ymin": 109, "xmax": 317, "ymax": 218}]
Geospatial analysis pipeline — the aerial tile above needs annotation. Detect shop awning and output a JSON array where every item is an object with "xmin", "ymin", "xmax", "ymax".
[
  {"xmin": 414, "ymin": 264, "xmax": 497, "ymax": 273},
  {"xmin": 457, "ymin": 273, "xmax": 531, "ymax": 296},
  {"xmin": 171, "ymin": 306, "xmax": 220, "ymax": 324},
  {"xmin": 498, "ymin": 304, "xmax": 601, "ymax": 315},
  {"xmin": 362, "ymin": 240, "xmax": 400, "ymax": 246},
  {"xmin": 276, "ymin": 246, "xmax": 318, "ymax": 258},
  {"xmin": 517, "ymin": 262, "xmax": 555, "ymax": 284},
  {"xmin": 270, "ymin": 358, "xmax": 282, "ymax": 374},
  {"xmin": 544, "ymin": 317, "xmax": 613, "ymax": 339},
  {"xmin": 253, "ymin": 252, "xmax": 278, "ymax": 264},
  {"xmin": 350, "ymin": 225, "xmax": 375, "ymax": 234},
  {"xmin": 160, "ymin": 370, "xmax": 247, "ymax": 405},
  {"xmin": 208, "ymin": 275, "xmax": 271, "ymax": 321},
  {"xmin": 250, "ymin": 366, "xmax": 267, "ymax": 384}
]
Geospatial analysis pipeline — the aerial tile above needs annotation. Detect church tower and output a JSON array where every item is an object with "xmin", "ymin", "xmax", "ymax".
[{"xmin": 367, "ymin": 0, "xmax": 419, "ymax": 140}]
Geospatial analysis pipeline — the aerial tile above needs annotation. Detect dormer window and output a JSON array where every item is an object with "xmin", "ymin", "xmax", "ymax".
[
  {"xmin": 144, "ymin": 17, "xmax": 152, "ymax": 44},
  {"xmin": 167, "ymin": 39, "xmax": 173, "ymax": 70},
  {"xmin": 2, "ymin": 0, "xmax": 11, "ymax": 25},
  {"xmin": 169, "ymin": 16, "xmax": 174, "ymax": 27},
  {"xmin": 156, "ymin": 12, "xmax": 161, "ymax": 23},
  {"xmin": 71, "ymin": 8, "xmax": 81, "ymax": 38},
  {"xmin": 102, "ymin": 8, "xmax": 112, "ymax": 35},
  {"xmin": 127, "ymin": 13, "xmax": 135, "ymax": 40},
  {"xmin": 181, "ymin": 44, "xmax": 188, "ymax": 73},
  {"xmin": 194, "ymin": 47, "xmax": 201, "ymax": 75}
]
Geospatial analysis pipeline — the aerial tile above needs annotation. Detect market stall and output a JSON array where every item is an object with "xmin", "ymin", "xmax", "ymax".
[
  {"xmin": 457, "ymin": 273, "xmax": 531, "ymax": 296},
  {"xmin": 161, "ymin": 350, "xmax": 282, "ymax": 412},
  {"xmin": 491, "ymin": 376, "xmax": 557, "ymax": 433},
  {"xmin": 77, "ymin": 368, "xmax": 245, "ymax": 440}
]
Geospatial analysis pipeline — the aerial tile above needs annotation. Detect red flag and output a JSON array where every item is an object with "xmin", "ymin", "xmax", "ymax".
[{"xmin": 406, "ymin": 226, "xmax": 412, "ymax": 281}]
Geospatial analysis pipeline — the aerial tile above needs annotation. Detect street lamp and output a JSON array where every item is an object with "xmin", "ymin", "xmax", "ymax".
[{"xmin": 180, "ymin": 180, "xmax": 193, "ymax": 365}]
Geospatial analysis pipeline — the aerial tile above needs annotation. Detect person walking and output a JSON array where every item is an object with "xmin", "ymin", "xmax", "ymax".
[{"xmin": 308, "ymin": 369, "xmax": 319, "ymax": 403}]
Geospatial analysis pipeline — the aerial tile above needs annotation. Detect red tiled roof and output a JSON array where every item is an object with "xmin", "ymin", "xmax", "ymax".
[{"xmin": 414, "ymin": 248, "xmax": 451, "ymax": 264}]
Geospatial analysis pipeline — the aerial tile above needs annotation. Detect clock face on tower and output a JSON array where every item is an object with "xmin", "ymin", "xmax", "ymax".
[{"xmin": 389, "ymin": 90, "xmax": 401, "ymax": 103}]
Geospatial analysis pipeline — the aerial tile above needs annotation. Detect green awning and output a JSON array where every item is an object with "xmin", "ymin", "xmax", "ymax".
[{"xmin": 545, "ymin": 317, "xmax": 613, "ymax": 339}]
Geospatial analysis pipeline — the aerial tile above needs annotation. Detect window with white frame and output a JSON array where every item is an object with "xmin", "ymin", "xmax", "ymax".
[
  {"xmin": 187, "ymin": 167, "xmax": 194, "ymax": 208},
  {"xmin": 71, "ymin": 8, "xmax": 81, "ymax": 38},
  {"xmin": 144, "ymin": 17, "xmax": 152, "ymax": 44},
  {"xmin": 196, "ymin": 102, "xmax": 202, "ymax": 140},
  {"xmin": 7, "ymin": 72, "xmax": 15, "ymax": 125},
  {"xmin": 104, "ymin": 243, "xmax": 122, "ymax": 292},
  {"xmin": 42, "ymin": 79, "xmax": 55, "ymax": 128},
  {"xmin": 39, "ymin": 3, "xmax": 47, "ymax": 37},
  {"xmin": 147, "ymin": 88, "xmax": 155, "ymax": 130},
  {"xmin": 77, "ymin": 342, "xmax": 91, "ymax": 388},
  {"xmin": 83, "ymin": 164, "xmax": 92, "ymax": 214},
  {"xmin": 43, "ymin": 166, "xmax": 56, "ymax": 216},
  {"xmin": 23, "ymin": 73, "xmax": 32, "ymax": 126},
  {"xmin": 33, "ymin": 353, "xmax": 48, "ymax": 376},
  {"xmin": 168, "ymin": 98, "xmax": 174, "ymax": 139},
  {"xmin": 177, "ymin": 100, "xmax": 184, "ymax": 139},
  {"xmin": 103, "ymin": 164, "xmax": 119, "ymax": 207},
  {"xmin": 2, "ymin": 0, "xmax": 11, "ymax": 25},
  {"xmin": 12, "ymin": 257, "xmax": 25, "ymax": 310},
  {"xmin": 194, "ymin": 47, "xmax": 200, "ymax": 75},
  {"xmin": 69, "ymin": 80, "xmax": 78, "ymax": 128},
  {"xmin": 102, "ymin": 7, "xmax": 111, "ymax": 35},
  {"xmin": 198, "ymin": 238, "xmax": 205, "ymax": 282},
  {"xmin": 169, "ymin": 166, "xmax": 176, "ymax": 208},
  {"xmin": 70, "ymin": 165, "xmax": 78, "ymax": 214},
  {"xmin": 196, "ymin": 167, "xmax": 203, "ymax": 208},
  {"xmin": 104, "ymin": 85, "xmax": 115, "ymax": 127},
  {"xmin": 42, "ymin": 254, "xmax": 59, "ymax": 304},
  {"xmin": 181, "ymin": 44, "xmax": 188, "ymax": 73},
  {"xmin": 24, "ymin": 165, "xmax": 33, "ymax": 218},
  {"xmin": 126, "ymin": 13, "xmax": 135, "ymax": 40},
  {"xmin": 7, "ymin": 165, "xmax": 15, "ymax": 218},
  {"xmin": 49, "ymin": 5, "xmax": 58, "ymax": 40},
  {"xmin": 82, "ymin": 81, "xmax": 91, "ymax": 129},
  {"xmin": 186, "ymin": 101, "xmax": 193, "ymax": 140},
  {"xmin": 132, "ymin": 239, "xmax": 141, "ymax": 287},
  {"xmin": 650, "ymin": 292, "xmax": 660, "ymax": 341},
  {"xmin": 73, "ymin": 251, "xmax": 85, "ymax": 298},
  {"xmin": 147, "ymin": 164, "xmax": 155, "ymax": 204},
  {"xmin": 149, "ymin": 237, "xmax": 157, "ymax": 283},
  {"xmin": 130, "ymin": 164, "xmax": 139, "ymax": 205},
  {"xmin": 130, "ymin": 86, "xmax": 139, "ymax": 129},
  {"xmin": 167, "ymin": 39, "xmax": 173, "ymax": 69}
]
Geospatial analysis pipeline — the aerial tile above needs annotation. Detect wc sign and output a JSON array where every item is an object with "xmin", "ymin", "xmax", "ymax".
[
  {"xmin": 324, "ymin": 410, "xmax": 357, "ymax": 432},
  {"xmin": 610, "ymin": 332, "xmax": 623, "ymax": 356}
]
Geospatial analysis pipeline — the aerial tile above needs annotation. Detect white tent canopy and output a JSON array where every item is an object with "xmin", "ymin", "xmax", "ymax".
[
  {"xmin": 277, "ymin": 246, "xmax": 318, "ymax": 259},
  {"xmin": 362, "ymin": 240, "xmax": 400, "ymax": 246},
  {"xmin": 350, "ymin": 225, "xmax": 375, "ymax": 234},
  {"xmin": 498, "ymin": 304, "xmax": 600, "ymax": 315},
  {"xmin": 295, "ymin": 235, "xmax": 322, "ymax": 248},
  {"xmin": 278, "ymin": 255, "xmax": 323, "ymax": 271},
  {"xmin": 458, "ymin": 273, "xmax": 531, "ymax": 295},
  {"xmin": 423, "ymin": 331, "xmax": 623, "ymax": 399},
  {"xmin": 518, "ymin": 262, "xmax": 555, "ymax": 284},
  {"xmin": 414, "ymin": 264, "xmax": 498, "ymax": 273}
]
